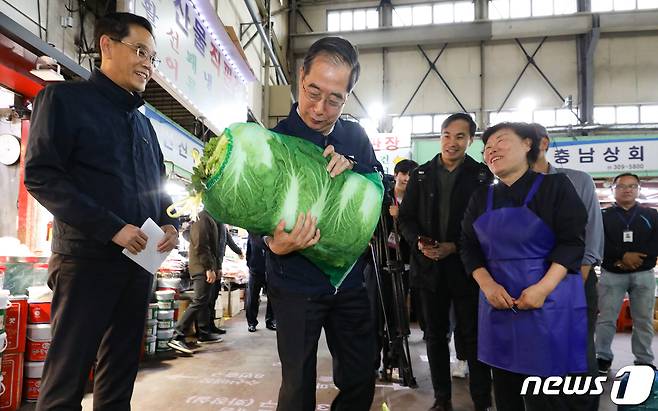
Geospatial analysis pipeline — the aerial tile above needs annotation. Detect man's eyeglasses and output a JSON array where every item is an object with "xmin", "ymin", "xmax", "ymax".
[
  {"xmin": 302, "ymin": 83, "xmax": 346, "ymax": 109},
  {"xmin": 110, "ymin": 38, "xmax": 161, "ymax": 68},
  {"xmin": 614, "ymin": 183, "xmax": 640, "ymax": 190}
]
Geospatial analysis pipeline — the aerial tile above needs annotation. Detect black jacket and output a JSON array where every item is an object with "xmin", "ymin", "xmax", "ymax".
[
  {"xmin": 25, "ymin": 70, "xmax": 178, "ymax": 260},
  {"xmin": 602, "ymin": 203, "xmax": 658, "ymax": 273},
  {"xmin": 247, "ymin": 232, "xmax": 267, "ymax": 275},
  {"xmin": 398, "ymin": 154, "xmax": 492, "ymax": 293},
  {"xmin": 268, "ymin": 104, "xmax": 383, "ymax": 296}
]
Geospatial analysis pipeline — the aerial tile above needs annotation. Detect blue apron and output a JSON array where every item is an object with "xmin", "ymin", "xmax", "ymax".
[{"xmin": 472, "ymin": 174, "xmax": 588, "ymax": 377}]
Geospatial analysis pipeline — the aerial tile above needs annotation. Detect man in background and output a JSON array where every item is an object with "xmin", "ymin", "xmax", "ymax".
[
  {"xmin": 246, "ymin": 232, "xmax": 276, "ymax": 332},
  {"xmin": 169, "ymin": 210, "xmax": 224, "ymax": 354},
  {"xmin": 399, "ymin": 113, "xmax": 492, "ymax": 411},
  {"xmin": 596, "ymin": 173, "xmax": 658, "ymax": 374}
]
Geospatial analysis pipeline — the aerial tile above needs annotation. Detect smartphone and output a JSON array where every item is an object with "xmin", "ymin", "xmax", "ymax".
[{"xmin": 418, "ymin": 235, "xmax": 438, "ymax": 247}]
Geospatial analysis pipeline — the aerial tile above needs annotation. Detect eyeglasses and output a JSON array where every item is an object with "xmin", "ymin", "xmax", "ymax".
[
  {"xmin": 614, "ymin": 184, "xmax": 640, "ymax": 190},
  {"xmin": 302, "ymin": 83, "xmax": 346, "ymax": 109},
  {"xmin": 110, "ymin": 38, "xmax": 161, "ymax": 68}
]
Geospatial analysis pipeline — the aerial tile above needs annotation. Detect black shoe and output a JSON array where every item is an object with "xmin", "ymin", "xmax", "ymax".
[
  {"xmin": 168, "ymin": 338, "xmax": 195, "ymax": 354},
  {"xmin": 197, "ymin": 332, "xmax": 223, "ymax": 343},
  {"xmin": 598, "ymin": 358, "xmax": 612, "ymax": 375},
  {"xmin": 266, "ymin": 322, "xmax": 277, "ymax": 331},
  {"xmin": 248, "ymin": 325, "xmax": 257, "ymax": 332},
  {"xmin": 429, "ymin": 396, "xmax": 452, "ymax": 411},
  {"xmin": 210, "ymin": 325, "xmax": 227, "ymax": 335}
]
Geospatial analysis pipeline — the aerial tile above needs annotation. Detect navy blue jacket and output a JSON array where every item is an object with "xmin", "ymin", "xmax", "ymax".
[
  {"xmin": 25, "ymin": 70, "xmax": 179, "ymax": 260},
  {"xmin": 247, "ymin": 232, "xmax": 267, "ymax": 276},
  {"xmin": 268, "ymin": 104, "xmax": 383, "ymax": 296}
]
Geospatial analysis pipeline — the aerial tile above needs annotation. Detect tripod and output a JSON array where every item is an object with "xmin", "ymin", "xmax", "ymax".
[{"xmin": 370, "ymin": 209, "xmax": 417, "ymax": 388}]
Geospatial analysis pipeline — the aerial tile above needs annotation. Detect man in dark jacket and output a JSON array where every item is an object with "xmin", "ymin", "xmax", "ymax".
[
  {"xmin": 264, "ymin": 37, "xmax": 383, "ymax": 411},
  {"xmin": 169, "ymin": 210, "xmax": 224, "ymax": 354},
  {"xmin": 245, "ymin": 233, "xmax": 275, "ymax": 332},
  {"xmin": 398, "ymin": 113, "xmax": 493, "ymax": 411},
  {"xmin": 207, "ymin": 222, "xmax": 244, "ymax": 334},
  {"xmin": 24, "ymin": 13, "xmax": 179, "ymax": 411}
]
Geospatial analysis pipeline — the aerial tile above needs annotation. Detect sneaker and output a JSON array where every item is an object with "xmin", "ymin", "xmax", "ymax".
[
  {"xmin": 197, "ymin": 332, "xmax": 223, "ymax": 343},
  {"xmin": 168, "ymin": 338, "xmax": 195, "ymax": 354},
  {"xmin": 248, "ymin": 325, "xmax": 257, "ymax": 332},
  {"xmin": 210, "ymin": 325, "xmax": 227, "ymax": 335},
  {"xmin": 451, "ymin": 360, "xmax": 469, "ymax": 378},
  {"xmin": 598, "ymin": 358, "xmax": 612, "ymax": 375},
  {"xmin": 266, "ymin": 322, "xmax": 277, "ymax": 331}
]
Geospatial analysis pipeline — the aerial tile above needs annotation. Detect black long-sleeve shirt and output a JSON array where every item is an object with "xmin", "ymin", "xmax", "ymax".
[
  {"xmin": 461, "ymin": 170, "xmax": 587, "ymax": 276},
  {"xmin": 601, "ymin": 203, "xmax": 658, "ymax": 273},
  {"xmin": 25, "ymin": 70, "xmax": 178, "ymax": 259}
]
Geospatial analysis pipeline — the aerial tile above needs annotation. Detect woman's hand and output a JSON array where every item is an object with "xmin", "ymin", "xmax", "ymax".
[
  {"xmin": 515, "ymin": 283, "xmax": 549, "ymax": 310},
  {"xmin": 480, "ymin": 279, "xmax": 515, "ymax": 310}
]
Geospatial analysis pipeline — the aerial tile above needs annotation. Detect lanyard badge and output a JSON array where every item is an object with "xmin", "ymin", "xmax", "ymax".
[
  {"xmin": 623, "ymin": 230, "xmax": 634, "ymax": 243},
  {"xmin": 616, "ymin": 207, "xmax": 638, "ymax": 244}
]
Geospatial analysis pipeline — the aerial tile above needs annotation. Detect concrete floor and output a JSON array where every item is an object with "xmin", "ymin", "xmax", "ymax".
[{"xmin": 19, "ymin": 301, "xmax": 655, "ymax": 411}]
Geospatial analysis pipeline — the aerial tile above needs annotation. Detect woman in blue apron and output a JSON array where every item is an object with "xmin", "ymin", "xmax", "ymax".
[{"xmin": 460, "ymin": 122, "xmax": 589, "ymax": 410}]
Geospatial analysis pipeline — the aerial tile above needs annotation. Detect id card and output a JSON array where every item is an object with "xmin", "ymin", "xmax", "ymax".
[{"xmin": 623, "ymin": 230, "xmax": 634, "ymax": 243}]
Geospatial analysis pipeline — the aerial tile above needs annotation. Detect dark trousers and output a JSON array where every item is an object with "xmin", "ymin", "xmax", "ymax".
[
  {"xmin": 175, "ymin": 275, "xmax": 213, "ymax": 338},
  {"xmin": 563, "ymin": 269, "xmax": 600, "ymax": 411},
  {"xmin": 36, "ymin": 254, "xmax": 152, "ymax": 411},
  {"xmin": 269, "ymin": 286, "xmax": 376, "ymax": 411},
  {"xmin": 245, "ymin": 270, "xmax": 274, "ymax": 327},
  {"xmin": 208, "ymin": 280, "xmax": 221, "ymax": 323},
  {"xmin": 419, "ymin": 286, "xmax": 492, "ymax": 408}
]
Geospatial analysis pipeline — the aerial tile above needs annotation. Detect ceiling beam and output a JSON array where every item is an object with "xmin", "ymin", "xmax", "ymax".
[{"xmin": 291, "ymin": 9, "xmax": 658, "ymax": 54}]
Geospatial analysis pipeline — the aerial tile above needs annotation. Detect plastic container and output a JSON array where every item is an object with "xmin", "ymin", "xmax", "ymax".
[
  {"xmin": 5, "ymin": 296, "xmax": 27, "ymax": 354},
  {"xmin": 156, "ymin": 309, "xmax": 174, "ymax": 320},
  {"xmin": 156, "ymin": 329, "xmax": 174, "ymax": 352},
  {"xmin": 0, "ymin": 352, "xmax": 24, "ymax": 410},
  {"xmin": 23, "ymin": 361, "xmax": 44, "ymax": 402},
  {"xmin": 26, "ymin": 324, "xmax": 51, "ymax": 362},
  {"xmin": 26, "ymin": 286, "xmax": 52, "ymax": 303},
  {"xmin": 0, "ymin": 290, "xmax": 10, "ymax": 334},
  {"xmin": 157, "ymin": 278, "xmax": 181, "ymax": 289},
  {"xmin": 0, "ymin": 332, "xmax": 7, "ymax": 354},
  {"xmin": 155, "ymin": 290, "xmax": 175, "ymax": 302},
  {"xmin": 27, "ymin": 302, "xmax": 51, "ymax": 324},
  {"xmin": 157, "ymin": 300, "xmax": 173, "ymax": 310},
  {"xmin": 146, "ymin": 303, "xmax": 158, "ymax": 320},
  {"xmin": 144, "ymin": 336, "xmax": 156, "ymax": 356},
  {"xmin": 157, "ymin": 320, "xmax": 174, "ymax": 330},
  {"xmin": 144, "ymin": 319, "xmax": 157, "ymax": 337}
]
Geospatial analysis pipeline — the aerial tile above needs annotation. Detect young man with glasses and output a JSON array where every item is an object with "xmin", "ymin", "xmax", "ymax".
[
  {"xmin": 264, "ymin": 37, "xmax": 383, "ymax": 411},
  {"xmin": 25, "ymin": 13, "xmax": 178, "ymax": 410},
  {"xmin": 596, "ymin": 173, "xmax": 658, "ymax": 374}
]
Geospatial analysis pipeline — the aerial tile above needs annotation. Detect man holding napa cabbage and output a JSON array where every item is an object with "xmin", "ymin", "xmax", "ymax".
[{"xmin": 262, "ymin": 37, "xmax": 383, "ymax": 411}]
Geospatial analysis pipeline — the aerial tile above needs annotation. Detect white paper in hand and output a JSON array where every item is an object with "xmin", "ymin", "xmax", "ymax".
[{"xmin": 122, "ymin": 218, "xmax": 169, "ymax": 274}]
